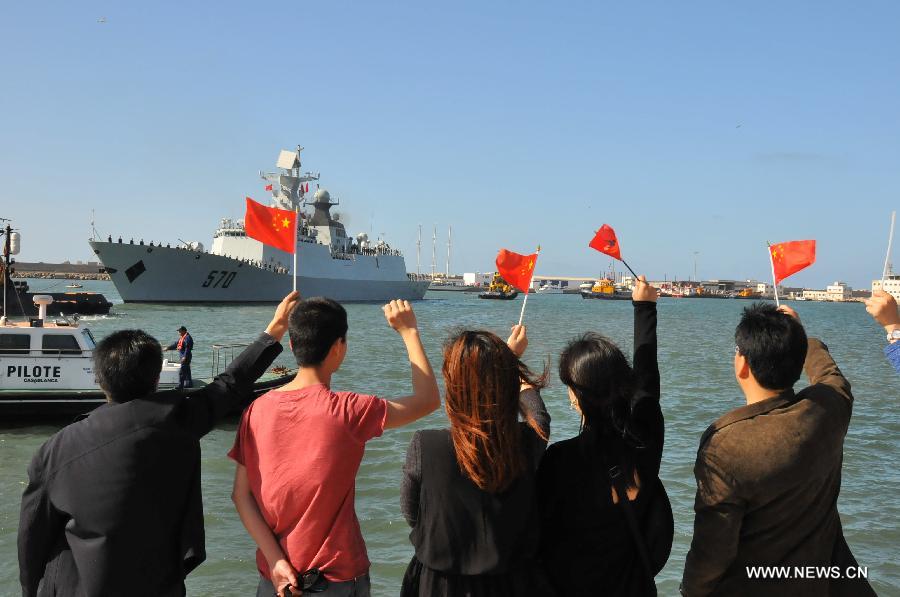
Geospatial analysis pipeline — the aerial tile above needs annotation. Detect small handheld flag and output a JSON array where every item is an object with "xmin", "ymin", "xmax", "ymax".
[
  {"xmin": 768, "ymin": 240, "xmax": 816, "ymax": 306},
  {"xmin": 496, "ymin": 247, "xmax": 540, "ymax": 326},
  {"xmin": 496, "ymin": 249, "xmax": 538, "ymax": 293},
  {"xmin": 265, "ymin": 184, "xmax": 273, "ymax": 191},
  {"xmin": 244, "ymin": 197, "xmax": 297, "ymax": 254},
  {"xmin": 589, "ymin": 224, "xmax": 638, "ymax": 278}
]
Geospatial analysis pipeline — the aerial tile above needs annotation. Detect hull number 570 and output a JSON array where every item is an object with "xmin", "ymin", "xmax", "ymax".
[{"xmin": 202, "ymin": 270, "xmax": 237, "ymax": 288}]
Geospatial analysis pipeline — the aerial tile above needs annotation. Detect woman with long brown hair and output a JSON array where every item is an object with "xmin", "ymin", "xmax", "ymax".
[{"xmin": 399, "ymin": 325, "xmax": 554, "ymax": 597}]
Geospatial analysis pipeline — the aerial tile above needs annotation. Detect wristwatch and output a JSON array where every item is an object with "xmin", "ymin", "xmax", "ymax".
[{"xmin": 888, "ymin": 329, "xmax": 900, "ymax": 342}]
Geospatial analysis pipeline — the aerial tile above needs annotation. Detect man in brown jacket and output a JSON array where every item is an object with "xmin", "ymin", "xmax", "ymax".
[{"xmin": 681, "ymin": 303, "xmax": 874, "ymax": 596}]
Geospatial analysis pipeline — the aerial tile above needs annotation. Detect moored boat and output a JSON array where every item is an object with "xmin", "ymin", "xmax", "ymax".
[
  {"xmin": 478, "ymin": 273, "xmax": 519, "ymax": 300},
  {"xmin": 580, "ymin": 279, "xmax": 631, "ymax": 300},
  {"xmin": 0, "ymin": 296, "xmax": 294, "ymax": 417}
]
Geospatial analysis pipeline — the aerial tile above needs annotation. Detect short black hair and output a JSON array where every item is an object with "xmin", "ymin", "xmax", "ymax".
[
  {"xmin": 735, "ymin": 303, "xmax": 808, "ymax": 391},
  {"xmin": 94, "ymin": 329, "xmax": 163, "ymax": 402},
  {"xmin": 288, "ymin": 297, "xmax": 348, "ymax": 367}
]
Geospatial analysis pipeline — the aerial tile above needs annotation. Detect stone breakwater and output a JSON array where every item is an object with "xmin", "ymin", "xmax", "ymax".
[
  {"xmin": 12, "ymin": 271, "xmax": 110, "ymax": 281},
  {"xmin": 9, "ymin": 261, "xmax": 110, "ymax": 281}
]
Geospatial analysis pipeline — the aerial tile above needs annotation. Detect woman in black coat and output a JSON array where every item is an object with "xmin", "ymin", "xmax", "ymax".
[
  {"xmin": 537, "ymin": 275, "xmax": 666, "ymax": 596},
  {"xmin": 399, "ymin": 325, "xmax": 555, "ymax": 597}
]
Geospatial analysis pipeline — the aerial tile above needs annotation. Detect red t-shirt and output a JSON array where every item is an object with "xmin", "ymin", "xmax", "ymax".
[{"xmin": 228, "ymin": 384, "xmax": 387, "ymax": 582}]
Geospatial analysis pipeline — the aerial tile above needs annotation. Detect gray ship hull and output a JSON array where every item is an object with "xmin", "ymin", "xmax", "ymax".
[{"xmin": 89, "ymin": 241, "xmax": 429, "ymax": 303}]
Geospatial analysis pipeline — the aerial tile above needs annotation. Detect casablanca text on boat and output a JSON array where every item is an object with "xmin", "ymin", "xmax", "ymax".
[{"xmin": 89, "ymin": 146, "xmax": 429, "ymax": 303}]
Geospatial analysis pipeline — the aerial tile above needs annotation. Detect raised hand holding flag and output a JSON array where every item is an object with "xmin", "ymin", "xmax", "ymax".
[
  {"xmin": 495, "ymin": 246, "xmax": 540, "ymax": 325},
  {"xmin": 589, "ymin": 224, "xmax": 638, "ymax": 277}
]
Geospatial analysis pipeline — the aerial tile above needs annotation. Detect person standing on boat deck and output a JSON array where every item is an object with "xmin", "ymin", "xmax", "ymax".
[
  {"xmin": 399, "ymin": 325, "xmax": 554, "ymax": 597},
  {"xmin": 537, "ymin": 276, "xmax": 667, "ymax": 596},
  {"xmin": 680, "ymin": 304, "xmax": 875, "ymax": 597},
  {"xmin": 166, "ymin": 325, "xmax": 194, "ymax": 389},
  {"xmin": 229, "ymin": 298, "xmax": 440, "ymax": 597},
  {"xmin": 18, "ymin": 291, "xmax": 299, "ymax": 597},
  {"xmin": 864, "ymin": 289, "xmax": 900, "ymax": 373}
]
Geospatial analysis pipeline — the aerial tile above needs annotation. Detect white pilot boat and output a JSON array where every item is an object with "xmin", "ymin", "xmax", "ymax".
[{"xmin": 0, "ymin": 296, "xmax": 295, "ymax": 417}]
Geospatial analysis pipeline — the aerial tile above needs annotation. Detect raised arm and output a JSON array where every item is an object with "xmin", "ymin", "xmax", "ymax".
[
  {"xmin": 777, "ymin": 306, "xmax": 852, "ymax": 404},
  {"xmin": 865, "ymin": 290, "xmax": 900, "ymax": 373},
  {"xmin": 382, "ymin": 300, "xmax": 441, "ymax": 429},
  {"xmin": 631, "ymin": 275, "xmax": 660, "ymax": 403},
  {"xmin": 183, "ymin": 292, "xmax": 298, "ymax": 437},
  {"xmin": 18, "ymin": 448, "xmax": 65, "ymax": 597}
]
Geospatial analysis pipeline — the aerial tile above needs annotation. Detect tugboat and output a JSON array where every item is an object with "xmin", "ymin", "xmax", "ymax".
[
  {"xmin": 478, "ymin": 273, "xmax": 519, "ymax": 300},
  {"xmin": 0, "ymin": 296, "xmax": 297, "ymax": 417},
  {"xmin": 580, "ymin": 279, "xmax": 631, "ymax": 300}
]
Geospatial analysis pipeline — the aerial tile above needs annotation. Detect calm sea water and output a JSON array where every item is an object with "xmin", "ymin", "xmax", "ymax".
[{"xmin": 1, "ymin": 281, "xmax": 898, "ymax": 595}]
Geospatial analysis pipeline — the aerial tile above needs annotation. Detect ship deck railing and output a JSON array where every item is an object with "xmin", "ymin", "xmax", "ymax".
[{"xmin": 210, "ymin": 342, "xmax": 297, "ymax": 382}]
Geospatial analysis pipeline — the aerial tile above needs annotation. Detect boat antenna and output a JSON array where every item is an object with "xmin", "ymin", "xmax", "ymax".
[
  {"xmin": 1, "ymin": 217, "xmax": 12, "ymax": 325},
  {"xmin": 90, "ymin": 208, "xmax": 99, "ymax": 241}
]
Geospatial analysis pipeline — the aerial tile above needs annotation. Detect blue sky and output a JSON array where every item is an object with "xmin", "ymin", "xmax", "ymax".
[{"xmin": 1, "ymin": 1, "xmax": 897, "ymax": 289}]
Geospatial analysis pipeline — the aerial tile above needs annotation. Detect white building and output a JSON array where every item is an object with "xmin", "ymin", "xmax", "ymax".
[
  {"xmin": 463, "ymin": 272, "xmax": 493, "ymax": 286},
  {"xmin": 826, "ymin": 281, "xmax": 852, "ymax": 302},
  {"xmin": 872, "ymin": 274, "xmax": 900, "ymax": 301},
  {"xmin": 755, "ymin": 283, "xmax": 784, "ymax": 298},
  {"xmin": 802, "ymin": 289, "xmax": 830, "ymax": 301}
]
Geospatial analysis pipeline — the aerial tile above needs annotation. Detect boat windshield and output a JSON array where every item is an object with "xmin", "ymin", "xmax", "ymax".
[{"xmin": 81, "ymin": 328, "xmax": 97, "ymax": 349}]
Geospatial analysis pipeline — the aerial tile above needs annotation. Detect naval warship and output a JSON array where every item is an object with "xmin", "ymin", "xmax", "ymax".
[{"xmin": 89, "ymin": 147, "xmax": 429, "ymax": 303}]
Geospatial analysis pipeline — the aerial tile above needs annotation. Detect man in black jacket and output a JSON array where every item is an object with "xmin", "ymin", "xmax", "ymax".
[{"xmin": 18, "ymin": 291, "xmax": 299, "ymax": 597}]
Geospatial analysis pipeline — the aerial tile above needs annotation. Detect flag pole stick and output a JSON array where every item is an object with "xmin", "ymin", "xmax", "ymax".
[
  {"xmin": 292, "ymin": 206, "xmax": 299, "ymax": 293},
  {"xmin": 767, "ymin": 243, "xmax": 780, "ymax": 307},
  {"xmin": 881, "ymin": 210, "xmax": 896, "ymax": 290},
  {"xmin": 517, "ymin": 246, "xmax": 541, "ymax": 327},
  {"xmin": 619, "ymin": 258, "xmax": 639, "ymax": 279}
]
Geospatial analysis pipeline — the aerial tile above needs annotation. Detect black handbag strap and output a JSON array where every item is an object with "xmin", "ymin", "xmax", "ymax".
[{"xmin": 608, "ymin": 465, "xmax": 654, "ymax": 581}]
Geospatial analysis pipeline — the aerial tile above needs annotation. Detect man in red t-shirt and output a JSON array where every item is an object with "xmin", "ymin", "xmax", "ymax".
[{"xmin": 230, "ymin": 298, "xmax": 439, "ymax": 596}]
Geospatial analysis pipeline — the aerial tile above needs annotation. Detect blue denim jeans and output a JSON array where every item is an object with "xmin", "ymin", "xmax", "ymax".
[{"xmin": 256, "ymin": 573, "xmax": 371, "ymax": 597}]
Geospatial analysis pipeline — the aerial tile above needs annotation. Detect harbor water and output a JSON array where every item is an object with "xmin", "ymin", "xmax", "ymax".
[{"xmin": 1, "ymin": 280, "xmax": 898, "ymax": 595}]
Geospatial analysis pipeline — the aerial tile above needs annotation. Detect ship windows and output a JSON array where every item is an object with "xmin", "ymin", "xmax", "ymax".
[
  {"xmin": 0, "ymin": 334, "xmax": 30, "ymax": 354},
  {"xmin": 42, "ymin": 334, "xmax": 82, "ymax": 355}
]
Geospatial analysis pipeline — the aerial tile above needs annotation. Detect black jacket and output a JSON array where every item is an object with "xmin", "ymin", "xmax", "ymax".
[
  {"xmin": 18, "ymin": 332, "xmax": 282, "ymax": 597},
  {"xmin": 537, "ymin": 301, "xmax": 662, "ymax": 596}
]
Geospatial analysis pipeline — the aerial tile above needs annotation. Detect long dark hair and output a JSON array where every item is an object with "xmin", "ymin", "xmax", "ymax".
[
  {"xmin": 559, "ymin": 332, "xmax": 641, "ymax": 489},
  {"xmin": 443, "ymin": 330, "xmax": 547, "ymax": 494}
]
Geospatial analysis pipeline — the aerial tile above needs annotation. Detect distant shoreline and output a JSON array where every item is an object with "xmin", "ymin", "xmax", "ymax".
[{"xmin": 9, "ymin": 261, "xmax": 110, "ymax": 281}]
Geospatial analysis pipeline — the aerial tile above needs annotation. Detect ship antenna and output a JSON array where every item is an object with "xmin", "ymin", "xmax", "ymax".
[{"xmin": 416, "ymin": 224, "xmax": 422, "ymax": 277}]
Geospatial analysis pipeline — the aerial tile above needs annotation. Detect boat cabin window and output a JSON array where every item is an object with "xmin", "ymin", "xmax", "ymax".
[
  {"xmin": 42, "ymin": 334, "xmax": 82, "ymax": 355},
  {"xmin": 0, "ymin": 334, "xmax": 30, "ymax": 354}
]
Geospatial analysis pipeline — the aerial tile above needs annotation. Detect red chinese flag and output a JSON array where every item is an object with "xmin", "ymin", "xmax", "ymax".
[
  {"xmin": 589, "ymin": 224, "xmax": 622, "ymax": 261},
  {"xmin": 265, "ymin": 184, "xmax": 273, "ymax": 191},
  {"xmin": 244, "ymin": 197, "xmax": 297, "ymax": 254},
  {"xmin": 496, "ymin": 249, "xmax": 538, "ymax": 292},
  {"xmin": 769, "ymin": 240, "xmax": 816, "ymax": 284}
]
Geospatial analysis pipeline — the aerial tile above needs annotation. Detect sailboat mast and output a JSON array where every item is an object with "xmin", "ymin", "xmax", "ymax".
[
  {"xmin": 431, "ymin": 226, "xmax": 436, "ymax": 280},
  {"xmin": 446, "ymin": 225, "xmax": 451, "ymax": 277}
]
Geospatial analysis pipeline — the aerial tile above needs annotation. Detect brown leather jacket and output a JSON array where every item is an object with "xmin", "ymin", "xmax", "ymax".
[{"xmin": 681, "ymin": 339, "xmax": 874, "ymax": 597}]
